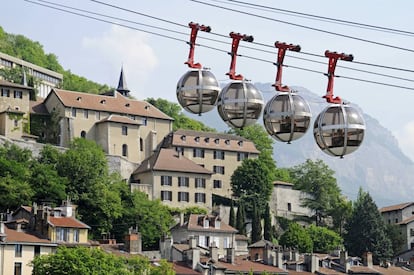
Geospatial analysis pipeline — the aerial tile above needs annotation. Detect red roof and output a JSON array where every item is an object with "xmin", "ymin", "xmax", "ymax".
[
  {"xmin": 379, "ymin": 202, "xmax": 414, "ymax": 213},
  {"xmin": 173, "ymin": 261, "xmax": 201, "ymax": 275},
  {"xmin": 4, "ymin": 226, "xmax": 52, "ymax": 244},
  {"xmin": 215, "ymin": 256, "xmax": 287, "ymax": 274},
  {"xmin": 48, "ymin": 217, "xmax": 90, "ymax": 229},
  {"xmin": 184, "ymin": 214, "xmax": 237, "ymax": 233}
]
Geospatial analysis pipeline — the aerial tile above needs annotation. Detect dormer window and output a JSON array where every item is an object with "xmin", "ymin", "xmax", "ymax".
[
  {"xmin": 238, "ymin": 140, "xmax": 243, "ymax": 147},
  {"xmin": 203, "ymin": 218, "xmax": 209, "ymax": 228},
  {"xmin": 100, "ymin": 99, "xmax": 106, "ymax": 104},
  {"xmin": 225, "ymin": 139, "xmax": 230, "ymax": 145},
  {"xmin": 181, "ymin": 135, "xmax": 186, "ymax": 141},
  {"xmin": 215, "ymin": 218, "xmax": 221, "ymax": 229},
  {"xmin": 205, "ymin": 137, "xmax": 210, "ymax": 143},
  {"xmin": 195, "ymin": 136, "xmax": 200, "ymax": 143},
  {"xmin": 125, "ymin": 103, "xmax": 130, "ymax": 107},
  {"xmin": 214, "ymin": 138, "xmax": 219, "ymax": 144},
  {"xmin": 76, "ymin": 96, "xmax": 82, "ymax": 101}
]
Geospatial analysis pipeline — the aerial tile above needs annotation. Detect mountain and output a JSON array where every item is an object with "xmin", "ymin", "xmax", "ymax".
[{"xmin": 185, "ymin": 82, "xmax": 414, "ymax": 207}]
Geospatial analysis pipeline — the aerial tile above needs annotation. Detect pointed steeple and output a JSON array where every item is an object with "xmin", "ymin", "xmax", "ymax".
[{"xmin": 117, "ymin": 66, "xmax": 130, "ymax": 97}]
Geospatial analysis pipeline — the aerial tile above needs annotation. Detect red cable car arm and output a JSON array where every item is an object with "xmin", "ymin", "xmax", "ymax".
[
  {"xmin": 226, "ymin": 32, "xmax": 253, "ymax": 80},
  {"xmin": 273, "ymin": 42, "xmax": 301, "ymax": 92},
  {"xmin": 324, "ymin": 50, "xmax": 353, "ymax": 104},
  {"xmin": 185, "ymin": 22, "xmax": 211, "ymax": 69}
]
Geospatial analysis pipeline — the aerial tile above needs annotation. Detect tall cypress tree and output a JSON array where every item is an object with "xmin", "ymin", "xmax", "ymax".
[
  {"xmin": 263, "ymin": 204, "xmax": 272, "ymax": 241},
  {"xmin": 236, "ymin": 201, "xmax": 246, "ymax": 235},
  {"xmin": 251, "ymin": 203, "xmax": 262, "ymax": 243},
  {"xmin": 344, "ymin": 189, "xmax": 393, "ymax": 263},
  {"xmin": 229, "ymin": 200, "xmax": 236, "ymax": 228}
]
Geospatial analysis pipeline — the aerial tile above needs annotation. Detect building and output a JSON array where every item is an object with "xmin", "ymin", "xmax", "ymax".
[
  {"xmin": 161, "ymin": 129, "xmax": 260, "ymax": 199},
  {"xmin": 379, "ymin": 202, "xmax": 414, "ymax": 252},
  {"xmin": 0, "ymin": 51, "xmax": 63, "ymax": 99},
  {"xmin": 270, "ymin": 181, "xmax": 312, "ymax": 221},
  {"xmin": 0, "ymin": 220, "xmax": 57, "ymax": 275},
  {"xmin": 0, "ymin": 79, "xmax": 34, "ymax": 140},
  {"xmin": 131, "ymin": 148, "xmax": 214, "ymax": 209}
]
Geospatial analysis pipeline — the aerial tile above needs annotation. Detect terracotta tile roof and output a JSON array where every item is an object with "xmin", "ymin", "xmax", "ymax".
[
  {"xmin": 173, "ymin": 243, "xmax": 190, "ymax": 252},
  {"xmin": 134, "ymin": 148, "xmax": 213, "ymax": 175},
  {"xmin": 0, "ymin": 79, "xmax": 33, "ymax": 90},
  {"xmin": 173, "ymin": 261, "xmax": 201, "ymax": 275},
  {"xmin": 4, "ymin": 226, "xmax": 53, "ymax": 244},
  {"xmin": 20, "ymin": 206, "xmax": 32, "ymax": 213},
  {"xmin": 215, "ymin": 256, "xmax": 288, "ymax": 274},
  {"xmin": 172, "ymin": 129, "xmax": 259, "ymax": 154},
  {"xmin": 379, "ymin": 202, "xmax": 414, "ymax": 213},
  {"xmin": 398, "ymin": 215, "xmax": 414, "ymax": 225},
  {"xmin": 48, "ymin": 89, "xmax": 173, "ymax": 121},
  {"xmin": 348, "ymin": 266, "xmax": 382, "ymax": 274},
  {"xmin": 317, "ymin": 267, "xmax": 345, "ymax": 274},
  {"xmin": 273, "ymin": 180, "xmax": 294, "ymax": 186},
  {"xmin": 183, "ymin": 214, "xmax": 237, "ymax": 233},
  {"xmin": 96, "ymin": 114, "xmax": 142, "ymax": 125},
  {"xmin": 48, "ymin": 216, "xmax": 90, "ymax": 229},
  {"xmin": 373, "ymin": 266, "xmax": 414, "ymax": 275}
]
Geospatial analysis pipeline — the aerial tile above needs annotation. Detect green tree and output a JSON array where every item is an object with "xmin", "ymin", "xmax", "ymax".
[
  {"xmin": 251, "ymin": 202, "xmax": 262, "ymax": 243},
  {"xmin": 263, "ymin": 204, "xmax": 272, "ymax": 241},
  {"xmin": 385, "ymin": 223, "xmax": 404, "ymax": 255},
  {"xmin": 330, "ymin": 196, "xmax": 352, "ymax": 236},
  {"xmin": 289, "ymin": 159, "xmax": 342, "ymax": 226},
  {"xmin": 344, "ymin": 189, "xmax": 393, "ymax": 263},
  {"xmin": 279, "ymin": 222, "xmax": 313, "ymax": 253},
  {"xmin": 231, "ymin": 158, "xmax": 273, "ymax": 218},
  {"xmin": 307, "ymin": 224, "xmax": 343, "ymax": 253},
  {"xmin": 236, "ymin": 201, "xmax": 246, "ymax": 235},
  {"xmin": 229, "ymin": 200, "xmax": 236, "ymax": 228}
]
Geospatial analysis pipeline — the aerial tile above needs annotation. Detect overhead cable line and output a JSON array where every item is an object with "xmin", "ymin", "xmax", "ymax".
[
  {"xmin": 25, "ymin": 0, "xmax": 414, "ymax": 91},
  {"xmin": 190, "ymin": 0, "xmax": 414, "ymax": 53},
  {"xmin": 217, "ymin": 0, "xmax": 414, "ymax": 37}
]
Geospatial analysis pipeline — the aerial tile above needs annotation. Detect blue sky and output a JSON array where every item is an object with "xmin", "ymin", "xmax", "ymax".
[{"xmin": 2, "ymin": 0, "xmax": 414, "ymax": 161}]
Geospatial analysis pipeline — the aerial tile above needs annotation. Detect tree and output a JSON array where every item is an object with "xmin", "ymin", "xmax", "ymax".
[
  {"xmin": 289, "ymin": 159, "xmax": 342, "ymax": 226},
  {"xmin": 251, "ymin": 203, "xmax": 262, "ymax": 243},
  {"xmin": 344, "ymin": 189, "xmax": 393, "ymax": 263},
  {"xmin": 330, "ymin": 197, "xmax": 352, "ymax": 236},
  {"xmin": 307, "ymin": 224, "xmax": 343, "ymax": 253},
  {"xmin": 229, "ymin": 200, "xmax": 236, "ymax": 228},
  {"xmin": 279, "ymin": 222, "xmax": 313, "ymax": 253},
  {"xmin": 385, "ymin": 223, "xmax": 404, "ymax": 255},
  {"xmin": 263, "ymin": 204, "xmax": 272, "ymax": 241},
  {"xmin": 236, "ymin": 201, "xmax": 246, "ymax": 235},
  {"xmin": 231, "ymin": 158, "xmax": 273, "ymax": 218}
]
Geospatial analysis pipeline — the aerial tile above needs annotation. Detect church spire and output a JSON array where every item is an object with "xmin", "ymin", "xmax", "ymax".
[{"xmin": 117, "ymin": 66, "xmax": 130, "ymax": 97}]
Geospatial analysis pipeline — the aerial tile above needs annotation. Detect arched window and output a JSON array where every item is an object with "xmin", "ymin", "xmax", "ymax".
[
  {"xmin": 140, "ymin": 138, "xmax": 143, "ymax": 152},
  {"xmin": 80, "ymin": 131, "xmax": 86, "ymax": 138},
  {"xmin": 122, "ymin": 144, "xmax": 128, "ymax": 157}
]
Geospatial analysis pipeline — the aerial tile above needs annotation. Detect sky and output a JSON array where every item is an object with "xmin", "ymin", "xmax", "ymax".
[{"xmin": 2, "ymin": 0, "xmax": 414, "ymax": 161}]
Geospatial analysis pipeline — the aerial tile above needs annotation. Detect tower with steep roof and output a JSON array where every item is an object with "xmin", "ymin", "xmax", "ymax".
[{"xmin": 117, "ymin": 66, "xmax": 130, "ymax": 97}]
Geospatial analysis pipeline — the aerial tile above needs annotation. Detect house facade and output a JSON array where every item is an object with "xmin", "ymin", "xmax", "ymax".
[
  {"xmin": 162, "ymin": 129, "xmax": 260, "ymax": 199},
  {"xmin": 380, "ymin": 202, "xmax": 414, "ymax": 252}
]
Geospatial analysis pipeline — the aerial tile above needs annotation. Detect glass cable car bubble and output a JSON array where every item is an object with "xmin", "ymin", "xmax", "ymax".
[
  {"xmin": 176, "ymin": 22, "xmax": 220, "ymax": 115},
  {"xmin": 313, "ymin": 50, "xmax": 365, "ymax": 158},
  {"xmin": 314, "ymin": 104, "xmax": 365, "ymax": 158},
  {"xmin": 217, "ymin": 32, "xmax": 263, "ymax": 129},
  {"xmin": 263, "ymin": 42, "xmax": 311, "ymax": 143}
]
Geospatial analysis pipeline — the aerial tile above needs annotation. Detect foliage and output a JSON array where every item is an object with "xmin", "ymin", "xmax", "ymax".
[
  {"xmin": 263, "ymin": 204, "xmax": 272, "ymax": 241},
  {"xmin": 61, "ymin": 70, "xmax": 111, "ymax": 93},
  {"xmin": 307, "ymin": 224, "xmax": 343, "ymax": 253},
  {"xmin": 344, "ymin": 189, "xmax": 393, "ymax": 263},
  {"xmin": 236, "ymin": 201, "xmax": 246, "ymax": 235},
  {"xmin": 251, "ymin": 202, "xmax": 262, "ymax": 243},
  {"xmin": 146, "ymin": 97, "xmax": 216, "ymax": 131},
  {"xmin": 279, "ymin": 222, "xmax": 313, "ymax": 253},
  {"xmin": 231, "ymin": 158, "xmax": 273, "ymax": 218},
  {"xmin": 229, "ymin": 200, "xmax": 236, "ymax": 228},
  {"xmin": 289, "ymin": 159, "xmax": 342, "ymax": 227},
  {"xmin": 31, "ymin": 246, "xmax": 174, "ymax": 275},
  {"xmin": 385, "ymin": 223, "xmax": 405, "ymax": 255},
  {"xmin": 30, "ymin": 109, "xmax": 61, "ymax": 145},
  {"xmin": 330, "ymin": 197, "xmax": 352, "ymax": 236}
]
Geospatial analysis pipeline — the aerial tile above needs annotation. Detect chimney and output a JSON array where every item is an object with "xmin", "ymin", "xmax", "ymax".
[
  {"xmin": 189, "ymin": 236, "xmax": 197, "ymax": 249},
  {"xmin": 305, "ymin": 254, "xmax": 319, "ymax": 273},
  {"xmin": 363, "ymin": 252, "xmax": 373, "ymax": 268},
  {"xmin": 340, "ymin": 250, "xmax": 350, "ymax": 272},
  {"xmin": 226, "ymin": 247, "xmax": 235, "ymax": 264},
  {"xmin": 276, "ymin": 249, "xmax": 284, "ymax": 269},
  {"xmin": 210, "ymin": 242, "xmax": 218, "ymax": 262},
  {"xmin": 180, "ymin": 212, "xmax": 185, "ymax": 226},
  {"xmin": 263, "ymin": 243, "xmax": 272, "ymax": 265},
  {"xmin": 124, "ymin": 229, "xmax": 142, "ymax": 254},
  {"xmin": 291, "ymin": 248, "xmax": 300, "ymax": 261},
  {"xmin": 191, "ymin": 247, "xmax": 200, "ymax": 270},
  {"xmin": 160, "ymin": 235, "xmax": 172, "ymax": 260}
]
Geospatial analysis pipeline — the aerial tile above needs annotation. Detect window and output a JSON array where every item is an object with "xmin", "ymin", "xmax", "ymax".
[
  {"xmin": 14, "ymin": 120, "xmax": 18, "ymax": 127},
  {"xmin": 15, "ymin": 244, "xmax": 22, "ymax": 257},
  {"xmin": 224, "ymin": 237, "xmax": 230, "ymax": 248},
  {"xmin": 195, "ymin": 193, "xmax": 206, "ymax": 203},
  {"xmin": 122, "ymin": 126, "xmax": 128, "ymax": 136},
  {"xmin": 237, "ymin": 152, "xmax": 248, "ymax": 161},
  {"xmin": 213, "ymin": 166, "xmax": 225, "ymax": 175},
  {"xmin": 178, "ymin": 176, "xmax": 189, "ymax": 187},
  {"xmin": 142, "ymin": 117, "xmax": 148, "ymax": 126},
  {"xmin": 203, "ymin": 218, "xmax": 209, "ymax": 228},
  {"xmin": 71, "ymin": 108, "xmax": 77, "ymax": 117},
  {"xmin": 14, "ymin": 263, "xmax": 22, "ymax": 275},
  {"xmin": 161, "ymin": 191, "xmax": 172, "ymax": 201},
  {"xmin": 213, "ymin": 180, "xmax": 222, "ymax": 188},
  {"xmin": 81, "ymin": 131, "xmax": 86, "ymax": 138},
  {"xmin": 195, "ymin": 178, "xmax": 206, "ymax": 188},
  {"xmin": 410, "ymin": 228, "xmax": 414, "ymax": 237},
  {"xmin": 14, "ymin": 90, "xmax": 23, "ymax": 99},
  {"xmin": 193, "ymin": 148, "xmax": 205, "ymax": 158},
  {"xmin": 288, "ymin": 203, "xmax": 292, "ymax": 212},
  {"xmin": 122, "ymin": 144, "xmax": 128, "ymax": 157},
  {"xmin": 1, "ymin": 88, "xmax": 10, "ymax": 97},
  {"xmin": 56, "ymin": 227, "xmax": 68, "ymax": 242},
  {"xmin": 83, "ymin": 109, "xmax": 89, "ymax": 119},
  {"xmin": 161, "ymin": 176, "xmax": 172, "ymax": 186},
  {"xmin": 178, "ymin": 192, "xmax": 189, "ymax": 202},
  {"xmin": 195, "ymin": 136, "xmax": 200, "ymax": 143},
  {"xmin": 214, "ymin": 150, "xmax": 225, "ymax": 160},
  {"xmin": 34, "ymin": 245, "xmax": 41, "ymax": 256},
  {"xmin": 395, "ymin": 218, "xmax": 398, "ymax": 223},
  {"xmin": 176, "ymin": 147, "xmax": 184, "ymax": 155},
  {"xmin": 73, "ymin": 229, "xmax": 79, "ymax": 242}
]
